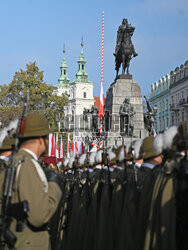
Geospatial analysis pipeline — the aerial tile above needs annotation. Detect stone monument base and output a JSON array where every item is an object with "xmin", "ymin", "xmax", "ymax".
[{"xmin": 105, "ymin": 76, "xmax": 146, "ymax": 146}]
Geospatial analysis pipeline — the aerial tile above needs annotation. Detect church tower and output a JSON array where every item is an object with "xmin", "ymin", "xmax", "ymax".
[
  {"xmin": 75, "ymin": 38, "xmax": 88, "ymax": 82},
  {"xmin": 55, "ymin": 45, "xmax": 70, "ymax": 96},
  {"xmin": 65, "ymin": 39, "xmax": 94, "ymax": 133}
]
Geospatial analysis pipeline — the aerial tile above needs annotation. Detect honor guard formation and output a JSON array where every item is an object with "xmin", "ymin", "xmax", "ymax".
[{"xmin": 0, "ymin": 108, "xmax": 187, "ymax": 250}]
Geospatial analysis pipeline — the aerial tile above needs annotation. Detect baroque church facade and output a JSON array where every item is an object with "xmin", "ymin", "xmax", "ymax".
[{"xmin": 54, "ymin": 41, "xmax": 95, "ymax": 133}]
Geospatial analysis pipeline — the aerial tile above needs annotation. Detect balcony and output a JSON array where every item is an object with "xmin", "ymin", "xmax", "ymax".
[
  {"xmin": 170, "ymin": 103, "xmax": 180, "ymax": 111},
  {"xmin": 179, "ymin": 98, "xmax": 188, "ymax": 108}
]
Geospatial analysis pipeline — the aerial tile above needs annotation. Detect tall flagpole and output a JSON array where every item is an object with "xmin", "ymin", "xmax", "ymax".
[{"xmin": 99, "ymin": 11, "xmax": 105, "ymax": 148}]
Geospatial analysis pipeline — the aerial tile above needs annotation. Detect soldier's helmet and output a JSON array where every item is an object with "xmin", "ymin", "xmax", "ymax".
[
  {"xmin": 173, "ymin": 121, "xmax": 188, "ymax": 151},
  {"xmin": 140, "ymin": 136, "xmax": 160, "ymax": 160},
  {"xmin": 0, "ymin": 119, "xmax": 18, "ymax": 152},
  {"xmin": 0, "ymin": 137, "xmax": 15, "ymax": 152},
  {"xmin": 23, "ymin": 111, "xmax": 51, "ymax": 138}
]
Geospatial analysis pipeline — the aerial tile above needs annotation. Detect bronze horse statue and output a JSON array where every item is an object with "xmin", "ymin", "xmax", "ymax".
[{"xmin": 115, "ymin": 25, "xmax": 138, "ymax": 78}]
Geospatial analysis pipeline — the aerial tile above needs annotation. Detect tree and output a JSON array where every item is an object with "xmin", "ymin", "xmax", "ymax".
[{"xmin": 0, "ymin": 62, "xmax": 68, "ymax": 129}]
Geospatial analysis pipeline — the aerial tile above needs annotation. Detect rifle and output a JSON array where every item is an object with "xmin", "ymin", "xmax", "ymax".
[{"xmin": 0, "ymin": 90, "xmax": 30, "ymax": 249}]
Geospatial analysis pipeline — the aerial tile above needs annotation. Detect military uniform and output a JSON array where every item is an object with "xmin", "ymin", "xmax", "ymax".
[{"xmin": 1, "ymin": 111, "xmax": 62, "ymax": 250}]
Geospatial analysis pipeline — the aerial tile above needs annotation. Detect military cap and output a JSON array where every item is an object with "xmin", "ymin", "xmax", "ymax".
[
  {"xmin": 0, "ymin": 137, "xmax": 15, "ymax": 151},
  {"xmin": 22, "ymin": 111, "xmax": 51, "ymax": 138},
  {"xmin": 140, "ymin": 136, "xmax": 160, "ymax": 160},
  {"xmin": 110, "ymin": 143, "xmax": 131, "ymax": 164},
  {"xmin": 0, "ymin": 119, "xmax": 18, "ymax": 151}
]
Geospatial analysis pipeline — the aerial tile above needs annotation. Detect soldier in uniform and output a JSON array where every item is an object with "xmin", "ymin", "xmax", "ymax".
[
  {"xmin": 134, "ymin": 136, "xmax": 163, "ymax": 250},
  {"xmin": 6, "ymin": 111, "xmax": 62, "ymax": 250}
]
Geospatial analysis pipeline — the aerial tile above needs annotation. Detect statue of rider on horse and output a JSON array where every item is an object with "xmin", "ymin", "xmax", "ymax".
[{"xmin": 114, "ymin": 18, "xmax": 138, "ymax": 78}]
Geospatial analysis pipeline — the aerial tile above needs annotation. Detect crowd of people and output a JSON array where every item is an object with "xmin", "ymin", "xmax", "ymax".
[{"xmin": 0, "ymin": 110, "xmax": 187, "ymax": 250}]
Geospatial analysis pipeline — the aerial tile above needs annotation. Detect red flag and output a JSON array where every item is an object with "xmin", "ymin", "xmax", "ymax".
[
  {"xmin": 98, "ymin": 85, "xmax": 105, "ymax": 118},
  {"xmin": 67, "ymin": 133, "xmax": 71, "ymax": 158},
  {"xmin": 75, "ymin": 141, "xmax": 78, "ymax": 155},
  {"xmin": 60, "ymin": 135, "xmax": 64, "ymax": 158},
  {"xmin": 81, "ymin": 141, "xmax": 84, "ymax": 154},
  {"xmin": 98, "ymin": 12, "xmax": 105, "ymax": 118},
  {"xmin": 72, "ymin": 142, "xmax": 74, "ymax": 152},
  {"xmin": 50, "ymin": 134, "xmax": 54, "ymax": 156},
  {"xmin": 55, "ymin": 133, "xmax": 59, "ymax": 158}
]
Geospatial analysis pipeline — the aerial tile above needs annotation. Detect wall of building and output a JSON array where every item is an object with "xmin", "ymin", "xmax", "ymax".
[
  {"xmin": 170, "ymin": 61, "xmax": 188, "ymax": 126},
  {"xmin": 150, "ymin": 60, "xmax": 188, "ymax": 133},
  {"xmin": 150, "ymin": 75, "xmax": 171, "ymax": 133}
]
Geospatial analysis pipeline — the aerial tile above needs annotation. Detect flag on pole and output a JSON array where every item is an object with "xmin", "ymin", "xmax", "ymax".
[
  {"xmin": 81, "ymin": 141, "xmax": 84, "ymax": 154},
  {"xmin": 48, "ymin": 133, "xmax": 53, "ymax": 156},
  {"xmin": 98, "ymin": 11, "xmax": 105, "ymax": 149},
  {"xmin": 98, "ymin": 11, "xmax": 105, "ymax": 119},
  {"xmin": 75, "ymin": 141, "xmax": 78, "ymax": 155},
  {"xmin": 55, "ymin": 133, "xmax": 59, "ymax": 158},
  {"xmin": 60, "ymin": 135, "xmax": 64, "ymax": 158},
  {"xmin": 67, "ymin": 133, "xmax": 71, "ymax": 158},
  {"xmin": 49, "ymin": 133, "xmax": 55, "ymax": 156}
]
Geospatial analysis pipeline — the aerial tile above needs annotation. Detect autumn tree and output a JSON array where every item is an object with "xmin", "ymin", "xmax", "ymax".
[{"xmin": 0, "ymin": 62, "xmax": 68, "ymax": 129}]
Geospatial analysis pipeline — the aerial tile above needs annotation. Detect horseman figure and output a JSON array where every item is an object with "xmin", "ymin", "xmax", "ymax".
[{"xmin": 114, "ymin": 18, "xmax": 138, "ymax": 78}]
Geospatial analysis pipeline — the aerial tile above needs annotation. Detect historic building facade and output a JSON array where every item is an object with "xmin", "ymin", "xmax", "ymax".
[
  {"xmin": 150, "ymin": 60, "xmax": 188, "ymax": 133},
  {"xmin": 150, "ymin": 75, "xmax": 171, "ymax": 134},
  {"xmin": 54, "ymin": 41, "xmax": 94, "ymax": 132},
  {"xmin": 170, "ymin": 61, "xmax": 188, "ymax": 126}
]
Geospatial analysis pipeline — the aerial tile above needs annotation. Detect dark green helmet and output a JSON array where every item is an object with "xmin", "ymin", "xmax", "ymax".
[
  {"xmin": 23, "ymin": 111, "xmax": 51, "ymax": 138},
  {"xmin": 140, "ymin": 136, "xmax": 159, "ymax": 160},
  {"xmin": 0, "ymin": 137, "xmax": 15, "ymax": 151}
]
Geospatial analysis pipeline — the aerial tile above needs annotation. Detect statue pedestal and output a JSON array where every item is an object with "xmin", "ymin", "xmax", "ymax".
[{"xmin": 105, "ymin": 77, "xmax": 146, "ymax": 145}]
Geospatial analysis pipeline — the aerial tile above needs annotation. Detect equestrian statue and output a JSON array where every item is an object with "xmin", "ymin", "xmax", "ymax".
[{"xmin": 114, "ymin": 18, "xmax": 138, "ymax": 78}]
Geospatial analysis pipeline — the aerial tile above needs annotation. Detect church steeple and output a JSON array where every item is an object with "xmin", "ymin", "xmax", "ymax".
[
  {"xmin": 58, "ymin": 45, "xmax": 69, "ymax": 86},
  {"xmin": 75, "ymin": 38, "xmax": 89, "ymax": 82}
]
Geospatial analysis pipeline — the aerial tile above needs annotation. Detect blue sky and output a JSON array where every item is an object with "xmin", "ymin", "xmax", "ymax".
[{"xmin": 0, "ymin": 0, "xmax": 188, "ymax": 97}]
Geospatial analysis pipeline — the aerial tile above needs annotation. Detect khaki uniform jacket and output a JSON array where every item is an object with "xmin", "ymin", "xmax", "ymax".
[
  {"xmin": 8, "ymin": 149, "xmax": 62, "ymax": 250},
  {"xmin": 142, "ymin": 159, "xmax": 177, "ymax": 250}
]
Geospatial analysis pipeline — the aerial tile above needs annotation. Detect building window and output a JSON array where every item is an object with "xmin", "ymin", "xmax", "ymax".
[
  {"xmin": 83, "ymin": 92, "xmax": 87, "ymax": 98},
  {"xmin": 182, "ymin": 111, "xmax": 184, "ymax": 121},
  {"xmin": 159, "ymin": 103, "xmax": 161, "ymax": 113},
  {"xmin": 171, "ymin": 96, "xmax": 174, "ymax": 105},
  {"xmin": 166, "ymin": 99, "xmax": 168, "ymax": 110},
  {"xmin": 71, "ymin": 110, "xmax": 74, "ymax": 122},
  {"xmin": 64, "ymin": 70, "xmax": 66, "ymax": 75},
  {"xmin": 82, "ymin": 64, "xmax": 84, "ymax": 70},
  {"xmin": 166, "ymin": 117, "xmax": 169, "ymax": 128}
]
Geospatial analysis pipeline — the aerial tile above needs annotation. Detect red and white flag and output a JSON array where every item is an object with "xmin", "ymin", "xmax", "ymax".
[
  {"xmin": 55, "ymin": 133, "xmax": 59, "ymax": 158},
  {"xmin": 98, "ymin": 11, "xmax": 105, "ymax": 119},
  {"xmin": 98, "ymin": 11, "xmax": 105, "ymax": 149},
  {"xmin": 49, "ymin": 133, "xmax": 54, "ymax": 156},
  {"xmin": 60, "ymin": 135, "xmax": 64, "ymax": 158},
  {"xmin": 67, "ymin": 133, "xmax": 71, "ymax": 158}
]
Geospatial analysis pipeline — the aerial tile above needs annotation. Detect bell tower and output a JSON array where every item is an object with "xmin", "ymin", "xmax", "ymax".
[
  {"xmin": 75, "ymin": 38, "xmax": 88, "ymax": 82},
  {"xmin": 58, "ymin": 44, "xmax": 69, "ymax": 87}
]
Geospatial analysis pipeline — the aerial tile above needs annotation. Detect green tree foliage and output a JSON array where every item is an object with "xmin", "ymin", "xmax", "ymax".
[{"xmin": 0, "ymin": 62, "xmax": 68, "ymax": 128}]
